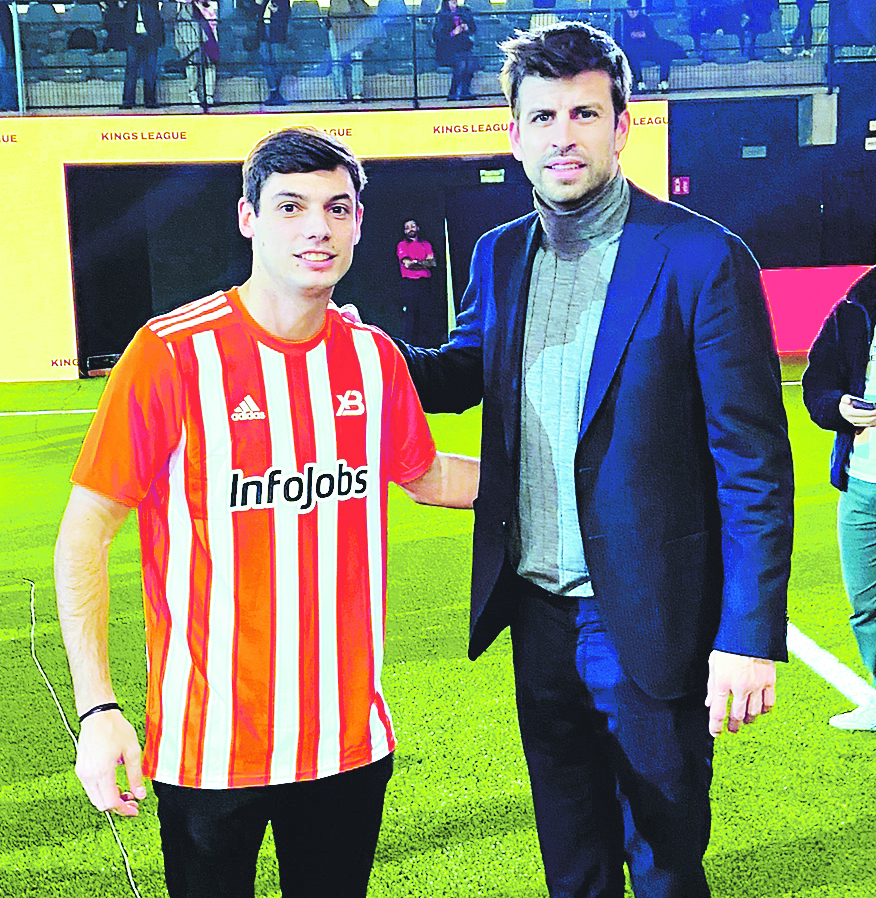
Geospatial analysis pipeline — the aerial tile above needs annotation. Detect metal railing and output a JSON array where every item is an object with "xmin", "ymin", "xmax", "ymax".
[{"xmin": 0, "ymin": 0, "xmax": 865, "ymax": 113}]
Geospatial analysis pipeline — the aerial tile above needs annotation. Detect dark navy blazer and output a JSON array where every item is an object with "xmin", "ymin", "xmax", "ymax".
[{"xmin": 400, "ymin": 184, "xmax": 793, "ymax": 700}]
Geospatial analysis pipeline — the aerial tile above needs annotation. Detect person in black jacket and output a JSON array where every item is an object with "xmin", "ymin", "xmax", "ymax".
[
  {"xmin": 433, "ymin": 0, "xmax": 476, "ymax": 101},
  {"xmin": 121, "ymin": 0, "xmax": 165, "ymax": 108},
  {"xmin": 803, "ymin": 266, "xmax": 876, "ymax": 731},
  {"xmin": 257, "ymin": 0, "xmax": 290, "ymax": 105},
  {"xmin": 617, "ymin": 0, "xmax": 683, "ymax": 91}
]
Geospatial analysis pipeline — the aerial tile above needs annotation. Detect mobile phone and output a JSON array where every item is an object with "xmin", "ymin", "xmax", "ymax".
[{"xmin": 850, "ymin": 397, "xmax": 876, "ymax": 410}]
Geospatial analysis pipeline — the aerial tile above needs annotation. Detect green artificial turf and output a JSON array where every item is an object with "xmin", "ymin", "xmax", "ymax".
[{"xmin": 2, "ymin": 360, "xmax": 876, "ymax": 897}]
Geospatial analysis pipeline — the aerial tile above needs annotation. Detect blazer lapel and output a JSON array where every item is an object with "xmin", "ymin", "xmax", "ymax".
[
  {"xmin": 579, "ymin": 197, "xmax": 668, "ymax": 440},
  {"xmin": 495, "ymin": 215, "xmax": 540, "ymax": 461}
]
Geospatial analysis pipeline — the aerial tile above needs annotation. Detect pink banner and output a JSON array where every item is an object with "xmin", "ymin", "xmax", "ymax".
[{"xmin": 761, "ymin": 265, "xmax": 873, "ymax": 354}]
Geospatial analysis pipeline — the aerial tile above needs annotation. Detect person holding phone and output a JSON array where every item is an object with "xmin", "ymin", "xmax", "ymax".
[{"xmin": 803, "ymin": 265, "xmax": 876, "ymax": 730}]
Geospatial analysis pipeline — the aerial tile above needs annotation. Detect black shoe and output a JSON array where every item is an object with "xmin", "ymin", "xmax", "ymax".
[
  {"xmin": 120, "ymin": 102, "xmax": 134, "ymax": 109},
  {"xmin": 459, "ymin": 92, "xmax": 475, "ymax": 100},
  {"xmin": 265, "ymin": 91, "xmax": 287, "ymax": 106}
]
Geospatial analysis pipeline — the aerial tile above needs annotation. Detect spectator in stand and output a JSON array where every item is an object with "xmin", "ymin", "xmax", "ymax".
[
  {"xmin": 121, "ymin": 0, "xmax": 165, "ymax": 109},
  {"xmin": 257, "ymin": 0, "xmax": 290, "ymax": 106},
  {"xmin": 328, "ymin": 0, "xmax": 374, "ymax": 101},
  {"xmin": 434, "ymin": 0, "xmax": 477, "ymax": 101},
  {"xmin": 740, "ymin": 0, "xmax": 777, "ymax": 58},
  {"xmin": 790, "ymin": 0, "xmax": 815, "ymax": 56},
  {"xmin": 175, "ymin": 0, "xmax": 219, "ymax": 109},
  {"xmin": 102, "ymin": 0, "xmax": 128, "ymax": 51},
  {"xmin": 617, "ymin": 0, "xmax": 683, "ymax": 91},
  {"xmin": 689, "ymin": 0, "xmax": 744, "ymax": 59}
]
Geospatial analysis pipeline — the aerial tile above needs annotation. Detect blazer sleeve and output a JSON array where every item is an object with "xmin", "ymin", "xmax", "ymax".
[
  {"xmin": 802, "ymin": 305, "xmax": 858, "ymax": 435},
  {"xmin": 686, "ymin": 228, "xmax": 793, "ymax": 660}
]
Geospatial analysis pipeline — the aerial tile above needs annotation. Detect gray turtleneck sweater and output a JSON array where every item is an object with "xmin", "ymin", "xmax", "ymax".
[{"xmin": 514, "ymin": 171, "xmax": 630, "ymax": 598}]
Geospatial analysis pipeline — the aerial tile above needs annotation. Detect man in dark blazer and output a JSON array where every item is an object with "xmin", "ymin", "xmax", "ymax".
[
  {"xmin": 397, "ymin": 21, "xmax": 793, "ymax": 898},
  {"xmin": 121, "ymin": 0, "xmax": 165, "ymax": 108}
]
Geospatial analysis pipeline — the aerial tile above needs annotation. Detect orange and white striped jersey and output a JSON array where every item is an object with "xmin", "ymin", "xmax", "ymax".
[{"xmin": 72, "ymin": 288, "xmax": 436, "ymax": 789}]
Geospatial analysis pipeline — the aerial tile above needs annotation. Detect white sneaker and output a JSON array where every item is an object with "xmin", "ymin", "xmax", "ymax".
[
  {"xmin": 799, "ymin": 48, "xmax": 813, "ymax": 57},
  {"xmin": 658, "ymin": 79, "xmax": 669, "ymax": 90},
  {"xmin": 829, "ymin": 702, "xmax": 876, "ymax": 731},
  {"xmin": 637, "ymin": 80, "xmax": 647, "ymax": 91}
]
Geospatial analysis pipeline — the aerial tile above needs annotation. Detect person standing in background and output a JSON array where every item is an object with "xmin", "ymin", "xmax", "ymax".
[
  {"xmin": 397, "ymin": 219, "xmax": 442, "ymax": 346},
  {"xmin": 434, "ymin": 0, "xmax": 477, "ymax": 101},
  {"xmin": 121, "ymin": 0, "xmax": 165, "ymax": 108},
  {"xmin": 803, "ymin": 266, "xmax": 876, "ymax": 731},
  {"xmin": 257, "ymin": 0, "xmax": 290, "ymax": 105},
  {"xmin": 328, "ymin": 0, "xmax": 374, "ymax": 101},
  {"xmin": 175, "ymin": 0, "xmax": 219, "ymax": 109}
]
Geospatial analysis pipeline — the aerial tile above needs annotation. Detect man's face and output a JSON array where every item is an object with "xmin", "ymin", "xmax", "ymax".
[
  {"xmin": 238, "ymin": 167, "xmax": 362, "ymax": 301},
  {"xmin": 404, "ymin": 220, "xmax": 419, "ymax": 239},
  {"xmin": 509, "ymin": 70, "xmax": 631, "ymax": 207}
]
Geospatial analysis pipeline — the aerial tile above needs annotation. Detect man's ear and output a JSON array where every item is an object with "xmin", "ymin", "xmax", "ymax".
[
  {"xmin": 354, "ymin": 201, "xmax": 364, "ymax": 246},
  {"xmin": 509, "ymin": 118, "xmax": 524, "ymax": 162},
  {"xmin": 614, "ymin": 108, "xmax": 632, "ymax": 156},
  {"xmin": 238, "ymin": 197, "xmax": 256, "ymax": 239}
]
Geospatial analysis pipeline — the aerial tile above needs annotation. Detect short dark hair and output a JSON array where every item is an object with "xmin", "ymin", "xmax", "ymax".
[
  {"xmin": 499, "ymin": 21, "xmax": 632, "ymax": 122},
  {"xmin": 242, "ymin": 126, "xmax": 367, "ymax": 214}
]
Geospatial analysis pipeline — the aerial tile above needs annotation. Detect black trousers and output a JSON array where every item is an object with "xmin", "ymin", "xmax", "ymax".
[
  {"xmin": 510, "ymin": 579, "xmax": 713, "ymax": 898},
  {"xmin": 153, "ymin": 753, "xmax": 393, "ymax": 897}
]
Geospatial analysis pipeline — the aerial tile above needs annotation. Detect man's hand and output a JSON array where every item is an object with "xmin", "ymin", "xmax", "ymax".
[
  {"xmin": 705, "ymin": 650, "xmax": 776, "ymax": 737},
  {"xmin": 76, "ymin": 709, "xmax": 146, "ymax": 816}
]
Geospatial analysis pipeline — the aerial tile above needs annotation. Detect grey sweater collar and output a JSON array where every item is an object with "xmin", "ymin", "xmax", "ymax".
[{"xmin": 534, "ymin": 170, "xmax": 630, "ymax": 261}]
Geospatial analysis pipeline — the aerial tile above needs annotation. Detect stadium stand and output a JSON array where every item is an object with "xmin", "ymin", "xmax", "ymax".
[{"xmin": 1, "ymin": 0, "xmax": 867, "ymax": 111}]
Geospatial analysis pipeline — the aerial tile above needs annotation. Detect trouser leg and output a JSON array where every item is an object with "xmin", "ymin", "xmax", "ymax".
[
  {"xmin": 153, "ymin": 781, "xmax": 269, "ymax": 898},
  {"xmin": 122, "ymin": 38, "xmax": 143, "ymax": 105},
  {"xmin": 448, "ymin": 58, "xmax": 463, "ymax": 98},
  {"xmin": 260, "ymin": 41, "xmax": 281, "ymax": 94},
  {"xmin": 511, "ymin": 582, "xmax": 713, "ymax": 898},
  {"xmin": 205, "ymin": 61, "xmax": 216, "ymax": 102},
  {"xmin": 351, "ymin": 50, "xmax": 364, "ymax": 96},
  {"xmin": 838, "ymin": 477, "xmax": 876, "ymax": 680},
  {"xmin": 512, "ymin": 590, "xmax": 625, "ymax": 898},
  {"xmin": 143, "ymin": 42, "xmax": 158, "ymax": 105},
  {"xmin": 271, "ymin": 754, "xmax": 394, "ymax": 896}
]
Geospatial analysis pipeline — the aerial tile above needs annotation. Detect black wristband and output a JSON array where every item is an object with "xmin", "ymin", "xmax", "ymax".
[{"xmin": 78, "ymin": 702, "xmax": 122, "ymax": 724}]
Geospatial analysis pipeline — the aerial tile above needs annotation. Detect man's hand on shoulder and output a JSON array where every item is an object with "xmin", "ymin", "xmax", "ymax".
[
  {"xmin": 76, "ymin": 709, "xmax": 147, "ymax": 816},
  {"xmin": 705, "ymin": 650, "xmax": 776, "ymax": 737}
]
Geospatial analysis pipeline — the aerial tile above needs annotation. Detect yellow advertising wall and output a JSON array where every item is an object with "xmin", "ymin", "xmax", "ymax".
[{"xmin": 0, "ymin": 101, "xmax": 667, "ymax": 382}]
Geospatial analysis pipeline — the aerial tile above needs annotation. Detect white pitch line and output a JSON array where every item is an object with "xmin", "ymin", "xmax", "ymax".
[
  {"xmin": 782, "ymin": 381, "xmax": 802, "ymax": 387},
  {"xmin": 787, "ymin": 622, "xmax": 876, "ymax": 706},
  {"xmin": 0, "ymin": 409, "xmax": 97, "ymax": 417},
  {"xmin": 26, "ymin": 579, "xmax": 143, "ymax": 898}
]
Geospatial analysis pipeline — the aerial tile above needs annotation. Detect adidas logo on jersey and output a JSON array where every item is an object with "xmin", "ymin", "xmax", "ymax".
[{"xmin": 231, "ymin": 395, "xmax": 266, "ymax": 421}]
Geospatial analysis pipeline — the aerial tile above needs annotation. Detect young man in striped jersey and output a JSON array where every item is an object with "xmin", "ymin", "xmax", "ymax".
[{"xmin": 54, "ymin": 126, "xmax": 479, "ymax": 898}]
